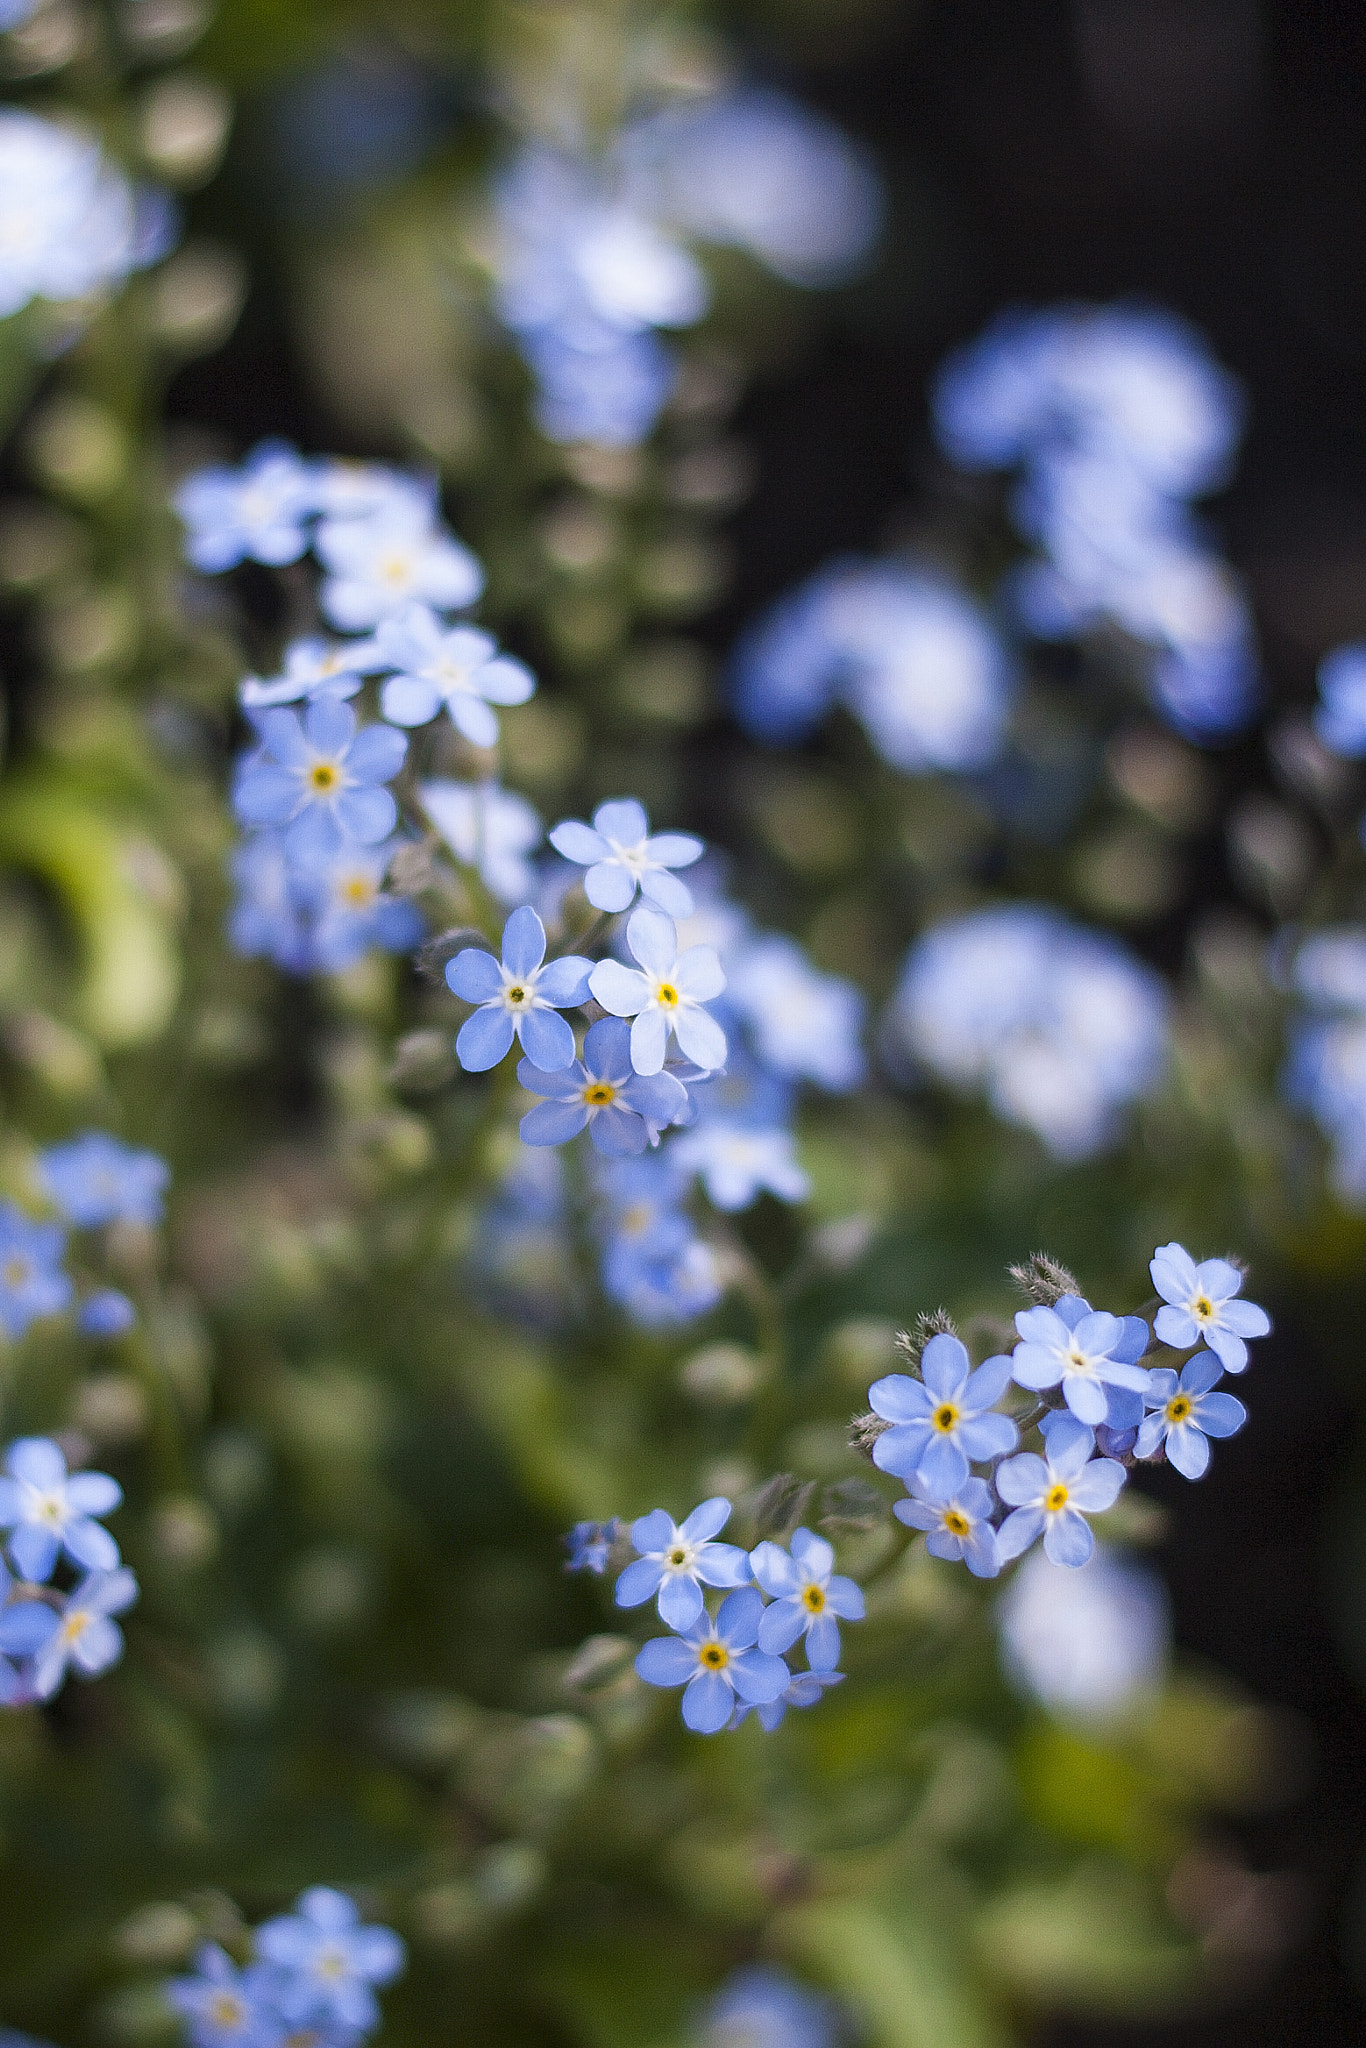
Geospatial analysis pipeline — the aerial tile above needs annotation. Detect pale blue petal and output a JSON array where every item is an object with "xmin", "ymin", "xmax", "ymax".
[
  {"xmin": 1166, "ymin": 1424, "xmax": 1210, "ymax": 1480},
  {"xmin": 549, "ymin": 820, "xmax": 607, "ymax": 864},
  {"xmin": 516, "ymin": 1006, "xmax": 576, "ymax": 1072},
  {"xmin": 920, "ymin": 1333, "xmax": 970, "ymax": 1400},
  {"xmin": 502, "ymin": 906, "xmax": 547, "ymax": 978},
  {"xmin": 630, "ymin": 1009, "xmax": 669, "ymax": 1075},
  {"xmin": 447, "ymin": 948, "xmax": 503, "ymax": 1002},
  {"xmin": 995, "ymin": 1453, "xmax": 1048, "ymax": 1507},
  {"xmin": 536, "ymin": 955, "xmax": 594, "ymax": 1006},
  {"xmin": 589, "ymin": 960, "xmax": 650, "ymax": 1016},
  {"xmin": 682, "ymin": 1669, "xmax": 734, "ymax": 1732},
  {"xmin": 757, "ymin": 1600, "xmax": 806, "ymax": 1655},
  {"xmin": 635, "ymin": 1635, "xmax": 697, "ymax": 1687},
  {"xmin": 916, "ymin": 1432, "xmax": 968, "ymax": 1498},
  {"xmin": 805, "ymin": 1613, "xmax": 841, "ymax": 1670},
  {"xmin": 615, "ymin": 1556, "xmax": 665, "ymax": 1607},
  {"xmin": 585, "ymin": 863, "xmax": 637, "ymax": 913},
  {"xmin": 868, "ymin": 1374, "xmax": 933, "ymax": 1423},
  {"xmin": 456, "ymin": 1006, "xmax": 516, "ymax": 1071},
  {"xmin": 995, "ymin": 1506, "xmax": 1043, "ymax": 1561},
  {"xmin": 680, "ymin": 1497, "xmax": 732, "ymax": 1543},
  {"xmin": 658, "ymin": 1573, "xmax": 704, "ymax": 1630},
  {"xmin": 1043, "ymin": 1509, "xmax": 1094, "ymax": 1567},
  {"xmin": 1195, "ymin": 1392, "xmax": 1246, "ymax": 1437},
  {"xmin": 520, "ymin": 1100, "xmax": 589, "ymax": 1146}
]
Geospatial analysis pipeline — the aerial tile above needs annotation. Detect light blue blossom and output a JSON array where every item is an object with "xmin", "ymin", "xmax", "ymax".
[
  {"xmin": 697, "ymin": 1964, "xmax": 841, "ymax": 2048},
  {"xmin": 1314, "ymin": 643, "xmax": 1366, "ymax": 758},
  {"xmin": 589, "ymin": 907, "xmax": 727, "ymax": 1075},
  {"xmin": 634, "ymin": 1586, "xmax": 789, "ymax": 1733},
  {"xmin": 253, "ymin": 1887, "xmax": 405, "ymax": 2032},
  {"xmin": 233, "ymin": 700, "xmax": 407, "ymax": 868},
  {"xmin": 167, "ymin": 1944, "xmax": 286, "ymax": 2048},
  {"xmin": 0, "ymin": 1436, "xmax": 122, "ymax": 1581},
  {"xmin": 524, "ymin": 327, "xmax": 678, "ymax": 447},
  {"xmin": 550, "ymin": 798, "xmax": 703, "ymax": 917},
  {"xmin": 998, "ymin": 1546, "xmax": 1169, "ymax": 1719},
  {"xmin": 37, "ymin": 1130, "xmax": 169, "ymax": 1228},
  {"xmin": 375, "ymin": 605, "xmax": 535, "ymax": 746},
  {"xmin": 995, "ymin": 1411, "xmax": 1126, "ymax": 1568},
  {"xmin": 227, "ymin": 833, "xmax": 311, "ymax": 973},
  {"xmin": 315, "ymin": 490, "xmax": 484, "ymax": 629},
  {"xmin": 32, "ymin": 1566, "xmax": 138, "ymax": 1698},
  {"xmin": 1283, "ymin": 930, "xmax": 1366, "ymax": 1200},
  {"xmin": 290, "ymin": 838, "xmax": 424, "ymax": 974},
  {"xmin": 1010, "ymin": 1296, "xmax": 1151, "ymax": 1426},
  {"xmin": 868, "ymin": 1334, "xmax": 1017, "ymax": 1495},
  {"xmin": 564, "ymin": 1519, "xmax": 621, "ymax": 1574},
  {"xmin": 0, "ymin": 1205, "xmax": 71, "ymax": 1337},
  {"xmin": 446, "ymin": 906, "xmax": 592, "ymax": 1073},
  {"xmin": 723, "ymin": 933, "xmax": 865, "ymax": 1092},
  {"xmin": 1150, "ymin": 1241, "xmax": 1270, "ymax": 1373},
  {"xmin": 175, "ymin": 440, "xmax": 317, "ymax": 574},
  {"xmin": 670, "ymin": 1119, "xmax": 809, "ymax": 1211},
  {"xmin": 749, "ymin": 1528, "xmax": 864, "ymax": 1671},
  {"xmin": 0, "ymin": 1558, "xmax": 60, "ymax": 1665},
  {"xmin": 727, "ymin": 1668, "xmax": 844, "ymax": 1734},
  {"xmin": 519, "ymin": 1017, "xmax": 689, "ymax": 1155},
  {"xmin": 79, "ymin": 1290, "xmax": 136, "ymax": 1337},
  {"xmin": 894, "ymin": 1476, "xmax": 1000, "ymax": 1577},
  {"xmin": 1137, "ymin": 1354, "xmax": 1246, "ymax": 1479},
  {"xmin": 615, "ymin": 1496, "xmax": 750, "ymax": 1629},
  {"xmin": 239, "ymin": 635, "xmax": 381, "ymax": 710},
  {"xmin": 420, "ymin": 779, "xmax": 543, "ymax": 904},
  {"xmin": 0, "ymin": 110, "xmax": 162, "ymax": 319},
  {"xmin": 596, "ymin": 1155, "xmax": 724, "ymax": 1327}
]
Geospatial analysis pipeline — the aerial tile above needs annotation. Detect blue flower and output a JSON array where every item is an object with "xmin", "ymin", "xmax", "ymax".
[
  {"xmin": 0, "ymin": 109, "xmax": 165, "ymax": 319},
  {"xmin": 240, "ymin": 634, "xmax": 381, "ymax": 711},
  {"xmin": 375, "ymin": 605, "xmax": 535, "ymax": 746},
  {"xmin": 724, "ymin": 933, "xmax": 865, "ymax": 1092},
  {"xmin": 233, "ymin": 700, "xmax": 408, "ymax": 868},
  {"xmin": 589, "ymin": 907, "xmax": 727, "ymax": 1075},
  {"xmin": 32, "ymin": 1566, "xmax": 138, "ymax": 1698},
  {"xmin": 253, "ymin": 1887, "xmax": 405, "ymax": 2031},
  {"xmin": 595, "ymin": 1155, "xmax": 724, "ymax": 1327},
  {"xmin": 670, "ymin": 1119, "xmax": 809, "ymax": 1212},
  {"xmin": 420, "ymin": 779, "xmax": 544, "ymax": 905},
  {"xmin": 1314, "ymin": 643, "xmax": 1366, "ymax": 758},
  {"xmin": 634, "ymin": 1586, "xmax": 789, "ymax": 1733},
  {"xmin": 1010, "ymin": 1296, "xmax": 1151, "ymax": 1426},
  {"xmin": 1150, "ymin": 1242, "xmax": 1270, "ymax": 1373},
  {"xmin": 524, "ymin": 328, "xmax": 679, "ymax": 447},
  {"xmin": 995, "ymin": 1412, "xmax": 1126, "ymax": 1569},
  {"xmin": 315, "ymin": 490, "xmax": 483, "ymax": 630},
  {"xmin": 998, "ymin": 1546, "xmax": 1170, "ymax": 1719},
  {"xmin": 520, "ymin": 1017, "xmax": 689, "ymax": 1155},
  {"xmin": 79, "ymin": 1289, "xmax": 136, "ymax": 1337},
  {"xmin": 749, "ymin": 1528, "xmax": 864, "ymax": 1671},
  {"xmin": 446, "ymin": 906, "xmax": 592, "ymax": 1073},
  {"xmin": 228, "ymin": 833, "xmax": 311, "ymax": 973},
  {"xmin": 564, "ymin": 1519, "xmax": 621, "ymax": 1574},
  {"xmin": 292, "ymin": 839, "xmax": 424, "ymax": 974},
  {"xmin": 728, "ymin": 1667, "xmax": 844, "ymax": 1733},
  {"xmin": 0, "ymin": 1557, "xmax": 61, "ymax": 1663},
  {"xmin": 0, "ymin": 1205, "xmax": 71, "ymax": 1338},
  {"xmin": 548, "ymin": 798, "xmax": 703, "ymax": 917},
  {"xmin": 894, "ymin": 1476, "xmax": 1000, "ymax": 1577},
  {"xmin": 1136, "ymin": 1354, "xmax": 1246, "ymax": 1479},
  {"xmin": 175, "ymin": 440, "xmax": 318, "ymax": 574},
  {"xmin": 167, "ymin": 1944, "xmax": 287, "ymax": 2048},
  {"xmin": 0, "ymin": 1436, "xmax": 122, "ymax": 1581},
  {"xmin": 868, "ymin": 1334, "xmax": 1017, "ymax": 1495},
  {"xmin": 615, "ymin": 1497, "xmax": 750, "ymax": 1629},
  {"xmin": 37, "ymin": 1130, "xmax": 169, "ymax": 1228},
  {"xmin": 697, "ymin": 1963, "xmax": 842, "ymax": 2048}
]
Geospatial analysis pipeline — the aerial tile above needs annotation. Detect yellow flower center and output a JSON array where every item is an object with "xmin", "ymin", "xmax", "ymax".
[
  {"xmin": 342, "ymin": 876, "xmax": 374, "ymax": 907},
  {"xmin": 380, "ymin": 553, "xmax": 412, "ymax": 586},
  {"xmin": 943, "ymin": 1509, "xmax": 970, "ymax": 1537},
  {"xmin": 36, "ymin": 1492, "xmax": 65, "ymax": 1526},
  {"xmin": 506, "ymin": 985, "xmax": 527, "ymax": 1005},
  {"xmin": 932, "ymin": 1402, "xmax": 959, "ymax": 1434},
  {"xmin": 584, "ymin": 1082, "xmax": 616, "ymax": 1107},
  {"xmin": 655, "ymin": 982, "xmax": 680, "ymax": 1009},
  {"xmin": 667, "ymin": 1546, "xmax": 689, "ymax": 1567},
  {"xmin": 801, "ymin": 1584, "xmax": 826, "ymax": 1613},
  {"xmin": 1166, "ymin": 1394, "xmax": 1192, "ymax": 1423},
  {"xmin": 1045, "ymin": 1483, "xmax": 1070, "ymax": 1513},
  {"xmin": 308, "ymin": 761, "xmax": 340, "ymax": 793},
  {"xmin": 209, "ymin": 1996, "xmax": 245, "ymax": 2028},
  {"xmin": 698, "ymin": 1642, "xmax": 728, "ymax": 1671},
  {"xmin": 2, "ymin": 1258, "xmax": 30, "ymax": 1289},
  {"xmin": 1193, "ymin": 1294, "xmax": 1214, "ymax": 1321},
  {"xmin": 315, "ymin": 1949, "xmax": 347, "ymax": 1980}
]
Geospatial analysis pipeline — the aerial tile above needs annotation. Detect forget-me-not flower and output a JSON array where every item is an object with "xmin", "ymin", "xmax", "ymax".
[
  {"xmin": 724, "ymin": 934, "xmax": 865, "ymax": 1092},
  {"xmin": 0, "ymin": 1436, "xmax": 122, "ymax": 1581},
  {"xmin": 175, "ymin": 441, "xmax": 318, "ymax": 574},
  {"xmin": 32, "ymin": 1566, "xmax": 138, "ymax": 1698},
  {"xmin": 78, "ymin": 1289, "xmax": 137, "ymax": 1337},
  {"xmin": 670, "ymin": 1120, "xmax": 809, "ymax": 1211},
  {"xmin": 564, "ymin": 1519, "xmax": 621, "ymax": 1573},
  {"xmin": 167, "ymin": 1945, "xmax": 286, "ymax": 2048},
  {"xmin": 634, "ymin": 1586, "xmax": 789, "ymax": 1733},
  {"xmin": 0, "ymin": 1560, "xmax": 60, "ymax": 1663},
  {"xmin": 1010, "ymin": 1295, "xmax": 1152, "ymax": 1426},
  {"xmin": 239, "ymin": 634, "xmax": 381, "ymax": 710},
  {"xmin": 37, "ymin": 1130, "xmax": 169, "ymax": 1228},
  {"xmin": 868, "ymin": 1334, "xmax": 1017, "ymax": 1495},
  {"xmin": 227, "ymin": 833, "xmax": 310, "ymax": 974},
  {"xmin": 894, "ymin": 1476, "xmax": 1001, "ymax": 1577},
  {"xmin": 375, "ymin": 605, "xmax": 535, "ymax": 746},
  {"xmin": 253, "ymin": 1887, "xmax": 405, "ymax": 2032},
  {"xmin": 1149, "ymin": 1242, "xmax": 1270, "ymax": 1372},
  {"xmin": 589, "ymin": 907, "xmax": 727, "ymax": 1075},
  {"xmin": 519, "ymin": 1017, "xmax": 689, "ymax": 1155},
  {"xmin": 998, "ymin": 1546, "xmax": 1170, "ymax": 1719},
  {"xmin": 446, "ymin": 906, "xmax": 592, "ymax": 1073},
  {"xmin": 728, "ymin": 1667, "xmax": 844, "ymax": 1733},
  {"xmin": 0, "ymin": 1205, "xmax": 71, "ymax": 1338},
  {"xmin": 233, "ymin": 699, "xmax": 408, "ymax": 868},
  {"xmin": 749, "ymin": 1528, "xmax": 864, "ymax": 1671},
  {"xmin": 614, "ymin": 1496, "xmax": 750, "ymax": 1629},
  {"xmin": 696, "ymin": 1964, "xmax": 842, "ymax": 2048},
  {"xmin": 290, "ymin": 839, "xmax": 424, "ymax": 974},
  {"xmin": 315, "ymin": 494, "xmax": 484, "ymax": 630},
  {"xmin": 995, "ymin": 1411, "xmax": 1126, "ymax": 1568},
  {"xmin": 595, "ymin": 1155, "xmax": 725, "ymax": 1328},
  {"xmin": 1136, "ymin": 1354, "xmax": 1247, "ymax": 1479},
  {"xmin": 419, "ymin": 779, "xmax": 543, "ymax": 904},
  {"xmin": 548, "ymin": 798, "xmax": 703, "ymax": 916},
  {"xmin": 0, "ymin": 109, "xmax": 162, "ymax": 319}
]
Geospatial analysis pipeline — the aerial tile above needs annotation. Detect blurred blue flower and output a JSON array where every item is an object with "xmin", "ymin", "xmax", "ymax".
[
  {"xmin": 1149, "ymin": 1241, "xmax": 1270, "ymax": 1372},
  {"xmin": 168, "ymin": 1944, "xmax": 286, "ymax": 2048},
  {"xmin": 564, "ymin": 1519, "xmax": 621, "ymax": 1574},
  {"xmin": 446, "ymin": 906, "xmax": 592, "ymax": 1073},
  {"xmin": 549, "ymin": 797, "xmax": 703, "ymax": 917},
  {"xmin": 176, "ymin": 440, "xmax": 318, "ymax": 574},
  {"xmin": 1283, "ymin": 929, "xmax": 1366, "ymax": 1200},
  {"xmin": 37, "ymin": 1130, "xmax": 169, "ymax": 1227},
  {"xmin": 0, "ymin": 109, "xmax": 166, "ymax": 320},
  {"xmin": 525, "ymin": 328, "xmax": 678, "ymax": 447},
  {"xmin": 32, "ymin": 1566, "xmax": 138, "ymax": 1698},
  {"xmin": 595, "ymin": 1154, "xmax": 725, "ymax": 1327},
  {"xmin": 228, "ymin": 832, "xmax": 311, "ymax": 973},
  {"xmin": 420, "ymin": 779, "xmax": 543, "ymax": 904},
  {"xmin": 253, "ymin": 1887, "xmax": 405, "ymax": 2032},
  {"xmin": 519, "ymin": 1017, "xmax": 689, "ymax": 1155},
  {"xmin": 1137, "ymin": 1354, "xmax": 1246, "ymax": 1479},
  {"xmin": 240, "ymin": 635, "xmax": 381, "ymax": 711},
  {"xmin": 868, "ymin": 1334, "xmax": 1018, "ymax": 1494},
  {"xmin": 894, "ymin": 1476, "xmax": 1000, "ymax": 1577},
  {"xmin": 728, "ymin": 1667, "xmax": 844, "ymax": 1733},
  {"xmin": 724, "ymin": 934, "xmax": 865, "ymax": 1092},
  {"xmin": 0, "ymin": 1435, "xmax": 122, "ymax": 1581},
  {"xmin": 233, "ymin": 700, "xmax": 407, "ymax": 868},
  {"xmin": 1010, "ymin": 1297, "xmax": 1152, "ymax": 1426},
  {"xmin": 0, "ymin": 1558, "xmax": 60, "ymax": 1667},
  {"xmin": 292, "ymin": 839, "xmax": 424, "ymax": 974},
  {"xmin": 79, "ymin": 1289, "xmax": 136, "ymax": 1337},
  {"xmin": 635, "ymin": 1586, "xmax": 789, "ymax": 1733},
  {"xmin": 615, "ymin": 1496, "xmax": 750, "ymax": 1630},
  {"xmin": 995, "ymin": 1411, "xmax": 1126, "ymax": 1568},
  {"xmin": 0, "ymin": 1205, "xmax": 71, "ymax": 1337},
  {"xmin": 590, "ymin": 908, "xmax": 727, "ymax": 1075},
  {"xmin": 1314, "ymin": 642, "xmax": 1366, "ymax": 758},
  {"xmin": 697, "ymin": 1964, "xmax": 842, "ymax": 2048},
  {"xmin": 315, "ymin": 488, "xmax": 484, "ymax": 629},
  {"xmin": 750, "ymin": 1528, "xmax": 864, "ymax": 1670},
  {"xmin": 671, "ymin": 1119, "xmax": 808, "ymax": 1212},
  {"xmin": 375, "ymin": 605, "xmax": 535, "ymax": 746},
  {"xmin": 998, "ymin": 1545, "xmax": 1169, "ymax": 1718},
  {"xmin": 0, "ymin": 0, "xmax": 41, "ymax": 26}
]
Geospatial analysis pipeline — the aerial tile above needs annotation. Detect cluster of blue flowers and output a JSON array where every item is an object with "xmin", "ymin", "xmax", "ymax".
[
  {"xmin": 890, "ymin": 903, "xmax": 1170, "ymax": 1160},
  {"xmin": 0, "ymin": 1130, "xmax": 169, "ymax": 1342},
  {"xmin": 0, "ymin": 108, "xmax": 174, "ymax": 322},
  {"xmin": 168, "ymin": 1888, "xmax": 404, "ymax": 2048},
  {"xmin": 931, "ymin": 303, "xmax": 1258, "ymax": 740},
  {"xmin": 0, "ymin": 1436, "xmax": 135, "ymax": 1705},
  {"xmin": 489, "ymin": 86, "xmax": 880, "ymax": 446}
]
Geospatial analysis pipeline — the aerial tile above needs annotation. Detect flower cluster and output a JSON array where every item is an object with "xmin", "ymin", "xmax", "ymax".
[
  {"xmin": 867, "ymin": 1243, "xmax": 1267, "ymax": 1580},
  {"xmin": 732, "ymin": 557, "xmax": 1016, "ymax": 773},
  {"xmin": 0, "ymin": 1436, "xmax": 135, "ymax": 1704},
  {"xmin": 0, "ymin": 1130, "xmax": 171, "ymax": 1341},
  {"xmin": 488, "ymin": 87, "xmax": 879, "ymax": 446},
  {"xmin": 0, "ymin": 108, "xmax": 173, "ymax": 321},
  {"xmin": 931, "ymin": 303, "xmax": 1258, "ymax": 740},
  {"xmin": 890, "ymin": 903, "xmax": 1170, "ymax": 1159},
  {"xmin": 168, "ymin": 1888, "xmax": 404, "ymax": 2048},
  {"xmin": 1282, "ymin": 926, "xmax": 1366, "ymax": 1201}
]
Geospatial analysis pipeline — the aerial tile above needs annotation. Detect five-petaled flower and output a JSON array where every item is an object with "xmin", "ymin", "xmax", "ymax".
[
  {"xmin": 37, "ymin": 1129, "xmax": 169, "ymax": 1228},
  {"xmin": 588, "ymin": 908, "xmax": 727, "ymax": 1075},
  {"xmin": 253, "ymin": 1887, "xmax": 406, "ymax": 2032},
  {"xmin": 175, "ymin": 440, "xmax": 317, "ymax": 574},
  {"xmin": 614, "ymin": 1496, "xmax": 751, "ymax": 1629},
  {"xmin": 749, "ymin": 1527, "xmax": 864, "ymax": 1671},
  {"xmin": 520, "ymin": 1017, "xmax": 689, "ymax": 1154},
  {"xmin": 315, "ymin": 494, "xmax": 484, "ymax": 630},
  {"xmin": 1136, "ymin": 1354, "xmax": 1247, "ymax": 1478},
  {"xmin": 995, "ymin": 1411, "xmax": 1126, "ymax": 1568},
  {"xmin": 634, "ymin": 1586, "xmax": 790, "ymax": 1733},
  {"xmin": 375, "ymin": 604, "xmax": 535, "ymax": 747},
  {"xmin": 0, "ymin": 1435, "xmax": 122, "ymax": 1581},
  {"xmin": 168, "ymin": 1943, "xmax": 286, "ymax": 2048},
  {"xmin": 1010, "ymin": 1295, "xmax": 1152, "ymax": 1425},
  {"xmin": 233, "ymin": 699, "xmax": 408, "ymax": 868},
  {"xmin": 0, "ymin": 1203, "xmax": 71, "ymax": 1338},
  {"xmin": 1150, "ymin": 1242, "xmax": 1270, "ymax": 1372},
  {"xmin": 549, "ymin": 798, "xmax": 703, "ymax": 916},
  {"xmin": 239, "ymin": 633, "xmax": 380, "ymax": 710},
  {"xmin": 868, "ymin": 1334, "xmax": 1018, "ymax": 1495},
  {"xmin": 564, "ymin": 1519, "xmax": 622, "ymax": 1573},
  {"xmin": 894, "ymin": 1476, "xmax": 1001, "ymax": 1577},
  {"xmin": 446, "ymin": 906, "xmax": 593, "ymax": 1073},
  {"xmin": 32, "ymin": 1566, "xmax": 138, "ymax": 1698}
]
